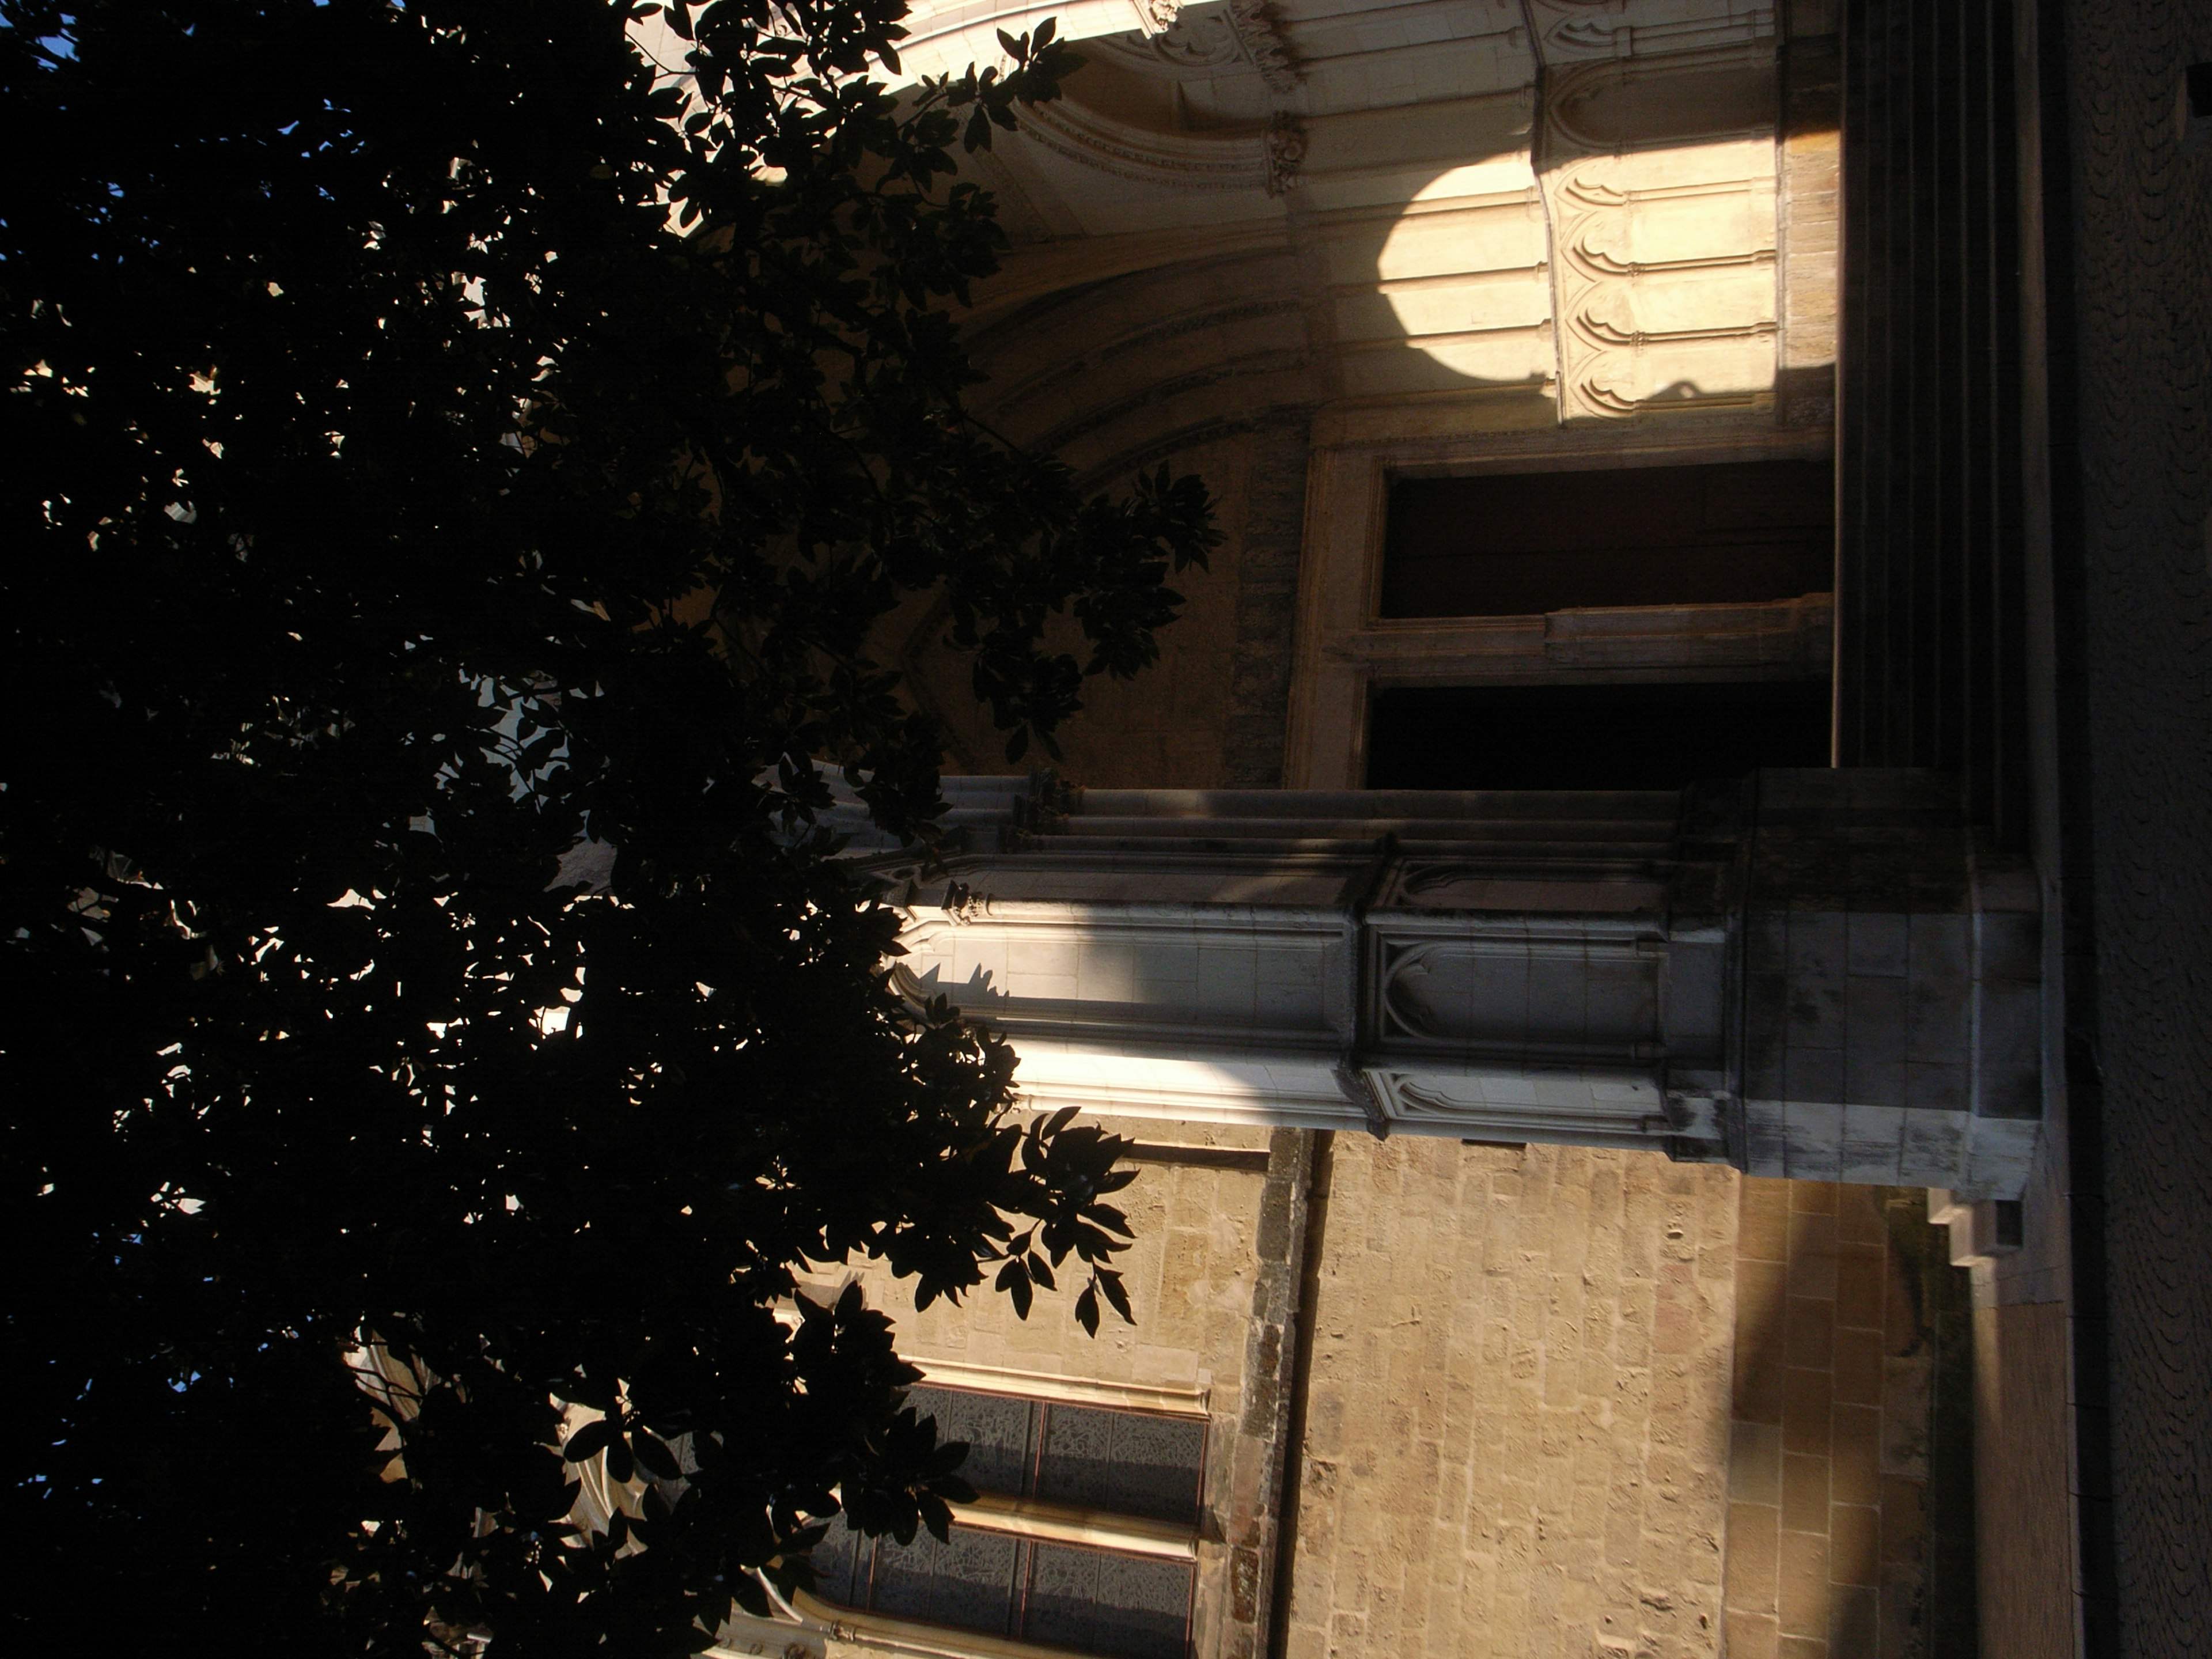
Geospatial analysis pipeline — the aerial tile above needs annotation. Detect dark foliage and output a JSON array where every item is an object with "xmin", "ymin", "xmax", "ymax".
[{"xmin": 0, "ymin": 1, "xmax": 1214, "ymax": 1651}]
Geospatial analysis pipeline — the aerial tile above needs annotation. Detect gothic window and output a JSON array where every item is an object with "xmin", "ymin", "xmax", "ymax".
[{"xmin": 810, "ymin": 1386, "xmax": 1205, "ymax": 1659}]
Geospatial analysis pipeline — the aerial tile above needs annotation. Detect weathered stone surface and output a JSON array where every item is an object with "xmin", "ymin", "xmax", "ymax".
[
  {"xmin": 1722, "ymin": 1179, "xmax": 1976, "ymax": 1659},
  {"xmin": 1280, "ymin": 1139, "xmax": 1739, "ymax": 1659}
]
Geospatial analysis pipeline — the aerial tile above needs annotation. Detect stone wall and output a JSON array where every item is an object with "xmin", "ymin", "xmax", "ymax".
[
  {"xmin": 1722, "ymin": 1180, "xmax": 1976, "ymax": 1659},
  {"xmin": 1278, "ymin": 1138, "xmax": 1740, "ymax": 1659}
]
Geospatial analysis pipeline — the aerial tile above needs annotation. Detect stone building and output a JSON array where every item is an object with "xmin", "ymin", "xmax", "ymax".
[{"xmin": 702, "ymin": 2, "xmax": 2212, "ymax": 1657}]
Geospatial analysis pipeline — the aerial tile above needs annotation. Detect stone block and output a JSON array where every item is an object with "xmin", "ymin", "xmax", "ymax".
[
  {"xmin": 1738, "ymin": 1179, "xmax": 1793, "ymax": 1263},
  {"xmin": 1784, "ymin": 1295, "xmax": 1835, "ymax": 1372},
  {"xmin": 1828, "ymin": 1502, "xmax": 1880, "ymax": 1586},
  {"xmin": 1782, "ymin": 1096, "xmax": 1844, "ymax": 1180},
  {"xmin": 1836, "ymin": 1103, "xmax": 1905, "ymax": 1183},
  {"xmin": 1730, "ymin": 1422, "xmax": 1782, "ymax": 1505},
  {"xmin": 1742, "ymin": 915, "xmax": 1793, "ymax": 1097},
  {"xmin": 1783, "ymin": 1210, "xmax": 1838, "ymax": 1300},
  {"xmin": 1743, "ymin": 1103, "xmax": 1791, "ymax": 1177},
  {"xmin": 1878, "ymin": 1474, "xmax": 1926, "ymax": 1565},
  {"xmin": 1974, "ymin": 978, "xmax": 2043, "ymax": 1118},
  {"xmin": 1904, "ymin": 914, "xmax": 1971, "ymax": 1063},
  {"xmin": 1830, "ymin": 1403, "xmax": 1883, "ymax": 1507},
  {"xmin": 1844, "ymin": 968, "xmax": 1908, "ymax": 1067},
  {"xmin": 1784, "ymin": 913, "xmax": 1849, "ymax": 1050},
  {"xmin": 1776, "ymin": 1528, "xmax": 1831, "ymax": 1638},
  {"xmin": 1832, "ymin": 1330, "xmax": 1883, "ymax": 1407},
  {"xmin": 1898, "ymin": 1105, "xmax": 1968, "ymax": 1183},
  {"xmin": 1845, "ymin": 909, "xmax": 1910, "ymax": 978},
  {"xmin": 1961, "ymin": 1115, "xmax": 2041, "ymax": 1198},
  {"xmin": 1781, "ymin": 1367, "xmax": 1832, "ymax": 1457},
  {"xmin": 1878, "ymin": 1358, "xmax": 1931, "ymax": 1480},
  {"xmin": 1828, "ymin": 1581, "xmax": 1880, "ymax": 1650},
  {"xmin": 1832, "ymin": 1246, "xmax": 1885, "ymax": 1334},
  {"xmin": 1724, "ymin": 1611, "xmax": 1781, "ymax": 1659},
  {"xmin": 1978, "ymin": 906, "xmax": 2041, "ymax": 982},
  {"xmin": 1781, "ymin": 1450, "xmax": 1829, "ymax": 1532},
  {"xmin": 1790, "ymin": 1181, "xmax": 1838, "ymax": 1217}
]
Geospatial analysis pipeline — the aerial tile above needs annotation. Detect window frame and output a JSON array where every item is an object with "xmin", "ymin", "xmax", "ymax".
[
  {"xmin": 804, "ymin": 1368, "xmax": 1213, "ymax": 1659},
  {"xmin": 1281, "ymin": 410, "xmax": 1835, "ymax": 790}
]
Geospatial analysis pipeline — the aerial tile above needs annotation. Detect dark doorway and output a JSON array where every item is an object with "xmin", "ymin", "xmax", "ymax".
[
  {"xmin": 1380, "ymin": 459, "xmax": 1834, "ymax": 619},
  {"xmin": 1365, "ymin": 679, "xmax": 1832, "ymax": 790}
]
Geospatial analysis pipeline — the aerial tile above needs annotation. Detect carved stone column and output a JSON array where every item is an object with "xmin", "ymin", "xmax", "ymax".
[{"xmin": 848, "ymin": 769, "xmax": 2040, "ymax": 1197}]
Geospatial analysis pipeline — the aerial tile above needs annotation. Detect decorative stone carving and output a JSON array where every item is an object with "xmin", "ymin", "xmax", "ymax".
[
  {"xmin": 851, "ymin": 770, "xmax": 2045, "ymax": 1195},
  {"xmin": 1019, "ymin": 94, "xmax": 1286, "ymax": 193},
  {"xmin": 1263, "ymin": 113, "xmax": 1306, "ymax": 195},
  {"xmin": 1132, "ymin": 2, "xmax": 1243, "ymax": 65},
  {"xmin": 1526, "ymin": 0, "xmax": 1777, "ymax": 65},
  {"xmin": 1225, "ymin": 0, "xmax": 1301, "ymax": 94},
  {"xmin": 1539, "ymin": 56, "xmax": 1780, "ymax": 421},
  {"xmin": 1089, "ymin": 0, "xmax": 1299, "ymax": 92}
]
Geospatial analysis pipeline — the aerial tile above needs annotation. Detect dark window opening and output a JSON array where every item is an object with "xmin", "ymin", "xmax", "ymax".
[
  {"xmin": 1366, "ymin": 679, "xmax": 1831, "ymax": 791},
  {"xmin": 1379, "ymin": 459, "xmax": 1834, "ymax": 619},
  {"xmin": 812, "ymin": 1522, "xmax": 1196, "ymax": 1659},
  {"xmin": 810, "ymin": 1387, "xmax": 1205, "ymax": 1659},
  {"xmin": 899, "ymin": 1386, "xmax": 1206, "ymax": 1524}
]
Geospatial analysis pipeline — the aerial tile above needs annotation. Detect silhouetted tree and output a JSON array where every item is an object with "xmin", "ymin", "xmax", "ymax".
[{"xmin": 1, "ymin": 2, "xmax": 1213, "ymax": 1650}]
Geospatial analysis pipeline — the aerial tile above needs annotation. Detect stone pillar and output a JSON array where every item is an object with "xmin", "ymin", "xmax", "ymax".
[{"xmin": 848, "ymin": 769, "xmax": 2040, "ymax": 1197}]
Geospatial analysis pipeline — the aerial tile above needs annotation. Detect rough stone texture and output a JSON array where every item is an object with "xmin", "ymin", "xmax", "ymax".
[
  {"xmin": 1974, "ymin": 1300, "xmax": 2077, "ymax": 1659},
  {"xmin": 1722, "ymin": 1180, "xmax": 1975, "ymax": 1659},
  {"xmin": 1279, "ymin": 1139, "xmax": 1740, "ymax": 1659},
  {"xmin": 2058, "ymin": 1, "xmax": 2212, "ymax": 1653}
]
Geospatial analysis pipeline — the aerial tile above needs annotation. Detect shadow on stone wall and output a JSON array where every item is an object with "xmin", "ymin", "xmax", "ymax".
[{"xmin": 1723, "ymin": 1180, "xmax": 1978, "ymax": 1658}]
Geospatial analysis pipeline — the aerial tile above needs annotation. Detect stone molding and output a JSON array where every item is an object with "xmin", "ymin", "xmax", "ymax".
[
  {"xmin": 853, "ymin": 770, "xmax": 2043, "ymax": 1194},
  {"xmin": 1538, "ymin": 52, "xmax": 1782, "ymax": 423},
  {"xmin": 1527, "ymin": 0, "xmax": 1778, "ymax": 66},
  {"xmin": 1017, "ymin": 96, "xmax": 1293, "ymax": 195},
  {"xmin": 1281, "ymin": 417, "xmax": 1831, "ymax": 793},
  {"xmin": 1224, "ymin": 0, "xmax": 1300, "ymax": 95}
]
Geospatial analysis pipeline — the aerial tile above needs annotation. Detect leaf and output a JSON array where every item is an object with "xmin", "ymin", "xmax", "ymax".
[
  {"xmin": 6, "ymin": 0, "xmax": 1220, "ymax": 1643},
  {"xmin": 563, "ymin": 1419, "xmax": 615, "ymax": 1463},
  {"xmin": 733, "ymin": 1574, "xmax": 772, "ymax": 1618},
  {"xmin": 1097, "ymin": 1269, "xmax": 1134, "ymax": 1325},
  {"xmin": 919, "ymin": 1493, "xmax": 954, "ymax": 1543},
  {"xmin": 996, "ymin": 1255, "xmax": 1033, "ymax": 1319},
  {"xmin": 630, "ymin": 1431, "xmax": 682, "ymax": 1482}
]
